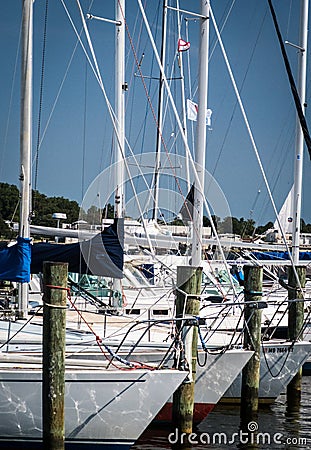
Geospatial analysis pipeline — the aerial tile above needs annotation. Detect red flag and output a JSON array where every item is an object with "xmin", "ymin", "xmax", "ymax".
[{"xmin": 178, "ymin": 38, "xmax": 190, "ymax": 52}]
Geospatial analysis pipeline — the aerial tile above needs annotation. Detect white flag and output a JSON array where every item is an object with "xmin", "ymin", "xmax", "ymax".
[
  {"xmin": 186, "ymin": 99, "xmax": 198, "ymax": 121},
  {"xmin": 187, "ymin": 99, "xmax": 212, "ymax": 126}
]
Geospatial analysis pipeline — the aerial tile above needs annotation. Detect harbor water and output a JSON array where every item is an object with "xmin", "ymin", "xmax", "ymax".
[{"xmin": 132, "ymin": 377, "xmax": 311, "ymax": 449}]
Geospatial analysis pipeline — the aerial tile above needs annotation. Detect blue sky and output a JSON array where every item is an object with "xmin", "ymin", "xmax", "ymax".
[{"xmin": 0, "ymin": 1, "xmax": 310, "ymax": 226}]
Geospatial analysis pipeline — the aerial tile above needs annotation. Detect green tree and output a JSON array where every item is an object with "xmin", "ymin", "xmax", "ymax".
[
  {"xmin": 0, "ymin": 216, "xmax": 14, "ymax": 239},
  {"xmin": 255, "ymin": 221, "xmax": 273, "ymax": 235},
  {"xmin": 0, "ymin": 183, "xmax": 20, "ymax": 223}
]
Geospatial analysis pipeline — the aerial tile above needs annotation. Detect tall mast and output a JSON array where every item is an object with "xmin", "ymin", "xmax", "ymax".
[
  {"xmin": 152, "ymin": 0, "xmax": 168, "ymax": 222},
  {"xmin": 191, "ymin": 0, "xmax": 210, "ymax": 267},
  {"xmin": 115, "ymin": 0, "xmax": 125, "ymax": 218},
  {"xmin": 292, "ymin": 0, "xmax": 309, "ymax": 265},
  {"xmin": 112, "ymin": 0, "xmax": 126, "ymax": 303},
  {"xmin": 18, "ymin": 0, "xmax": 33, "ymax": 318}
]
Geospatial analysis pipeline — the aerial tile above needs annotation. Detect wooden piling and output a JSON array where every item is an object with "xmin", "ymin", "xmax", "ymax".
[
  {"xmin": 42, "ymin": 262, "xmax": 68, "ymax": 450},
  {"xmin": 287, "ymin": 265, "xmax": 306, "ymax": 405},
  {"xmin": 240, "ymin": 265, "xmax": 263, "ymax": 423},
  {"xmin": 172, "ymin": 265, "xmax": 202, "ymax": 437}
]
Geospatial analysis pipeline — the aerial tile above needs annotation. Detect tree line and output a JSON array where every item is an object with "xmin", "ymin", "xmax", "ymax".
[
  {"xmin": 1, "ymin": 182, "xmax": 311, "ymax": 240},
  {"xmin": 0, "ymin": 182, "xmax": 80, "ymax": 239}
]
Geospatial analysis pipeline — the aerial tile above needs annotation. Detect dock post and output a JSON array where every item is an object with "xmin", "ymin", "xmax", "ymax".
[
  {"xmin": 240, "ymin": 265, "xmax": 263, "ymax": 424},
  {"xmin": 287, "ymin": 266, "xmax": 306, "ymax": 406},
  {"xmin": 43, "ymin": 262, "xmax": 68, "ymax": 450},
  {"xmin": 172, "ymin": 266, "xmax": 202, "ymax": 440}
]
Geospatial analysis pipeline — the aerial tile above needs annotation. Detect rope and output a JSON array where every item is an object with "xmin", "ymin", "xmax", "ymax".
[
  {"xmin": 197, "ymin": 319, "xmax": 228, "ymax": 355},
  {"xmin": 268, "ymin": 0, "xmax": 311, "ymax": 159},
  {"xmin": 0, "ymin": 306, "xmax": 43, "ymax": 350},
  {"xmin": 33, "ymin": 0, "xmax": 49, "ymax": 212},
  {"xmin": 261, "ymin": 339, "xmax": 295, "ymax": 379},
  {"xmin": 0, "ymin": 11, "xmax": 22, "ymax": 181},
  {"xmin": 209, "ymin": 5, "xmax": 304, "ymax": 297},
  {"xmin": 136, "ymin": 0, "xmax": 236, "ymax": 293},
  {"xmin": 64, "ymin": 285, "xmax": 154, "ymax": 370}
]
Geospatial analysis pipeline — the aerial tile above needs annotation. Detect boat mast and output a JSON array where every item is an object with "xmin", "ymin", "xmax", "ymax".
[
  {"xmin": 292, "ymin": 0, "xmax": 309, "ymax": 265},
  {"xmin": 18, "ymin": 0, "xmax": 33, "ymax": 318},
  {"xmin": 152, "ymin": 0, "xmax": 168, "ymax": 222},
  {"xmin": 191, "ymin": 0, "xmax": 210, "ymax": 267},
  {"xmin": 112, "ymin": 0, "xmax": 126, "ymax": 302},
  {"xmin": 115, "ymin": 0, "xmax": 125, "ymax": 219}
]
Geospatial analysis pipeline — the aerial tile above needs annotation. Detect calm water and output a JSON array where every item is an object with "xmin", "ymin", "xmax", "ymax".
[{"xmin": 132, "ymin": 377, "xmax": 311, "ymax": 449}]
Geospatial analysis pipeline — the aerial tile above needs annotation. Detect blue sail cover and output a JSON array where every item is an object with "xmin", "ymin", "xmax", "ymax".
[
  {"xmin": 251, "ymin": 251, "xmax": 311, "ymax": 261},
  {"xmin": 0, "ymin": 237, "xmax": 31, "ymax": 283},
  {"xmin": 31, "ymin": 219, "xmax": 124, "ymax": 278}
]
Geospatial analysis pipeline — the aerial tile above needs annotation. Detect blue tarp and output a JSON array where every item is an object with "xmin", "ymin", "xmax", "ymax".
[
  {"xmin": 0, "ymin": 237, "xmax": 31, "ymax": 283},
  {"xmin": 251, "ymin": 251, "xmax": 311, "ymax": 261},
  {"xmin": 31, "ymin": 219, "xmax": 124, "ymax": 278}
]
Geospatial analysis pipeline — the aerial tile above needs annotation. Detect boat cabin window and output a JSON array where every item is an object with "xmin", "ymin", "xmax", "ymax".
[
  {"xmin": 152, "ymin": 309, "xmax": 169, "ymax": 316},
  {"xmin": 125, "ymin": 308, "xmax": 141, "ymax": 315}
]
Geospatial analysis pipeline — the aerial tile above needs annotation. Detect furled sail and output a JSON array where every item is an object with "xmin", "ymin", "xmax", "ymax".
[
  {"xmin": 0, "ymin": 237, "xmax": 31, "ymax": 283},
  {"xmin": 31, "ymin": 219, "xmax": 124, "ymax": 278}
]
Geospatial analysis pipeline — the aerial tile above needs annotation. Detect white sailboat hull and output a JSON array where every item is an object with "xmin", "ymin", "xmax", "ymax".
[
  {"xmin": 157, "ymin": 347, "xmax": 253, "ymax": 422},
  {"xmin": 0, "ymin": 359, "xmax": 187, "ymax": 448},
  {"xmin": 0, "ymin": 319, "xmax": 253, "ymax": 424},
  {"xmin": 222, "ymin": 340, "xmax": 311, "ymax": 403}
]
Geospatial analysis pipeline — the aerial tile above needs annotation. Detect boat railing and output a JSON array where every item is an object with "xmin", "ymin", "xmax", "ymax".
[{"xmin": 104, "ymin": 315, "xmax": 234, "ymax": 370}]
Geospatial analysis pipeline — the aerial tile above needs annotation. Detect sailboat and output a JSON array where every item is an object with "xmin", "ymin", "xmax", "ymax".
[
  {"xmin": 0, "ymin": 1, "xmax": 189, "ymax": 447},
  {"xmin": 0, "ymin": 0, "xmax": 256, "ymax": 431},
  {"xmin": 0, "ymin": 0, "xmax": 310, "ymax": 440}
]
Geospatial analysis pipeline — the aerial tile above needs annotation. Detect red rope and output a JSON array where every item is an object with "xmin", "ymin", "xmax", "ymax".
[{"xmin": 44, "ymin": 284, "xmax": 156, "ymax": 370}]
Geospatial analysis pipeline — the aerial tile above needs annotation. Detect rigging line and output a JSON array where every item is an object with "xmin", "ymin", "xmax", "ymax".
[
  {"xmin": 264, "ymin": 110, "xmax": 295, "ymax": 199},
  {"xmin": 176, "ymin": 3, "xmax": 190, "ymax": 191},
  {"xmin": 74, "ymin": 3, "xmax": 160, "ymax": 249},
  {"xmin": 75, "ymin": 0, "xmax": 105, "ymax": 92},
  {"xmin": 106, "ymin": 2, "xmax": 186, "ymax": 236},
  {"xmin": 0, "ymin": 12, "xmax": 22, "ymax": 181},
  {"xmin": 185, "ymin": 19, "xmax": 195, "ymax": 157},
  {"xmin": 185, "ymin": 2, "xmax": 236, "ymax": 166},
  {"xmin": 209, "ymin": 0, "xmax": 236, "ymax": 59},
  {"xmin": 133, "ymin": 8, "xmax": 160, "ymax": 153},
  {"xmin": 76, "ymin": 3, "xmax": 159, "ymax": 248},
  {"xmin": 137, "ymin": 0, "xmax": 238, "ymax": 296},
  {"xmin": 267, "ymin": 0, "xmax": 311, "ymax": 160},
  {"xmin": 150, "ymin": 39, "xmax": 181, "ymax": 219},
  {"xmin": 82, "ymin": 58, "xmax": 87, "ymax": 202},
  {"xmin": 0, "ymin": 306, "xmax": 43, "ymax": 351},
  {"xmin": 10, "ymin": 198, "xmax": 20, "ymax": 225},
  {"xmin": 98, "ymin": 104, "xmax": 114, "ymax": 174},
  {"xmin": 192, "ymin": 0, "xmax": 237, "ymax": 101},
  {"xmin": 64, "ymin": 0, "xmax": 136, "ymax": 204},
  {"xmin": 286, "ymin": 0, "xmax": 294, "ymax": 40},
  {"xmin": 69, "ymin": 3, "xmax": 206, "ymax": 257},
  {"xmin": 129, "ymin": 5, "xmax": 190, "ymax": 201},
  {"xmin": 127, "ymin": 7, "xmax": 196, "ymax": 224},
  {"xmin": 35, "ymin": 0, "xmax": 95, "ymax": 159},
  {"xmin": 252, "ymin": 61, "xmax": 300, "ymax": 218},
  {"xmin": 33, "ymin": 0, "xmax": 49, "ymax": 213},
  {"xmin": 73, "ymin": 1, "xmax": 141, "ymax": 172},
  {"xmin": 37, "ymin": 10, "xmax": 85, "ymax": 154},
  {"xmin": 209, "ymin": 7, "xmax": 267, "ymax": 183},
  {"xmin": 125, "ymin": 3, "xmax": 147, "ymax": 149},
  {"xmin": 209, "ymin": 5, "xmax": 304, "ymax": 299},
  {"xmin": 127, "ymin": 0, "xmax": 160, "ymax": 172}
]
